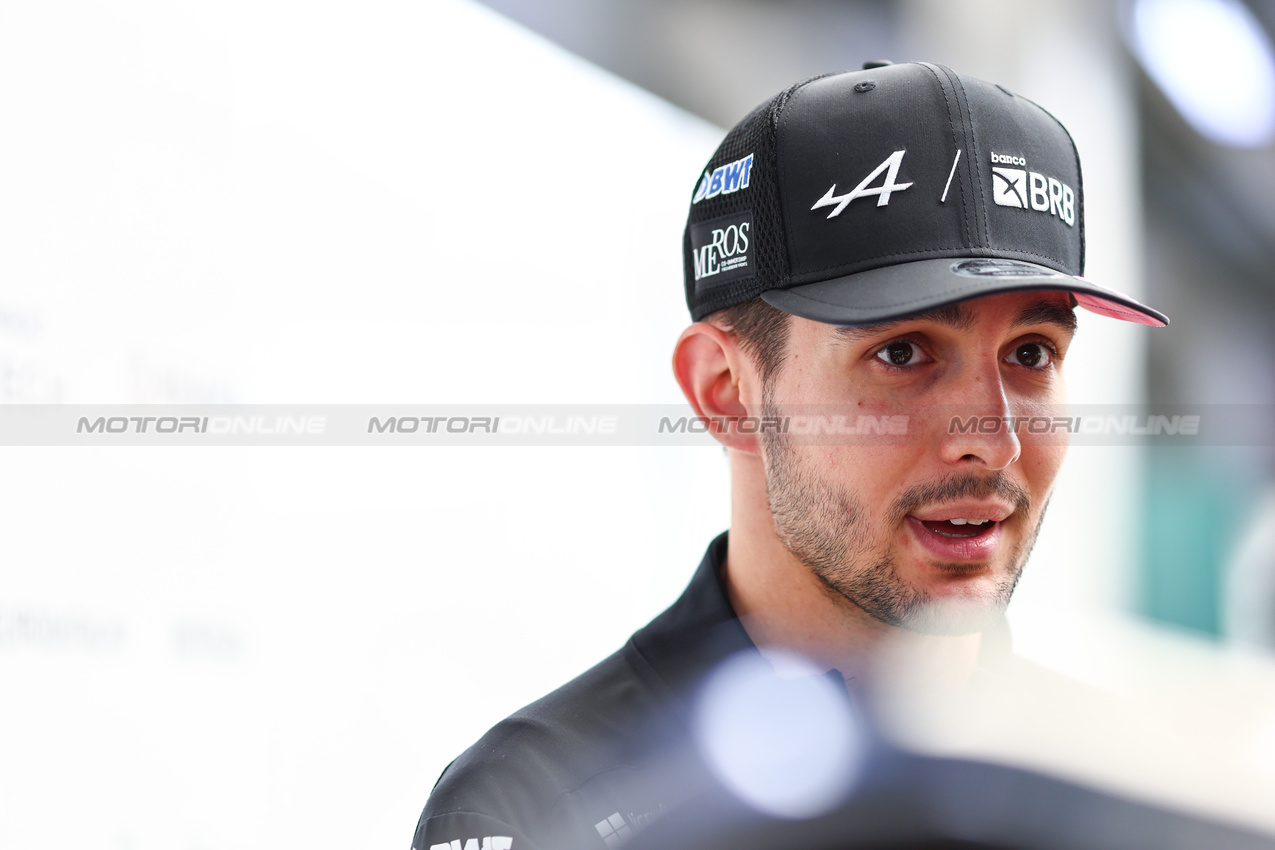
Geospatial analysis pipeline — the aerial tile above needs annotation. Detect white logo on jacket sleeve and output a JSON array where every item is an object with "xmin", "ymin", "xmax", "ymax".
[
  {"xmin": 811, "ymin": 150, "xmax": 913, "ymax": 218},
  {"xmin": 594, "ymin": 813, "xmax": 633, "ymax": 848},
  {"xmin": 428, "ymin": 837, "xmax": 512, "ymax": 850},
  {"xmin": 692, "ymin": 153, "xmax": 755, "ymax": 203},
  {"xmin": 990, "ymin": 152, "xmax": 1075, "ymax": 226}
]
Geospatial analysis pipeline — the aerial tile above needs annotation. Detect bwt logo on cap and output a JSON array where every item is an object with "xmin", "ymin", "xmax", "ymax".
[
  {"xmin": 692, "ymin": 153, "xmax": 755, "ymax": 204},
  {"xmin": 990, "ymin": 151, "xmax": 1075, "ymax": 226}
]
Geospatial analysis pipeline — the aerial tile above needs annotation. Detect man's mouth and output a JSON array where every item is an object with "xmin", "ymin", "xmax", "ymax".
[
  {"xmin": 905, "ymin": 503, "xmax": 1013, "ymax": 562},
  {"xmin": 917, "ymin": 518, "xmax": 998, "ymax": 539}
]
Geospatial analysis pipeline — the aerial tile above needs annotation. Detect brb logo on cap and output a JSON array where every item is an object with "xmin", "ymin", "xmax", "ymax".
[{"xmin": 989, "ymin": 152, "xmax": 1075, "ymax": 227}]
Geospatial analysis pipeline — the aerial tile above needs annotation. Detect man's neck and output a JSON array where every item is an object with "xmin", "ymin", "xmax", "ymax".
[{"xmin": 724, "ymin": 451, "xmax": 983, "ymax": 689}]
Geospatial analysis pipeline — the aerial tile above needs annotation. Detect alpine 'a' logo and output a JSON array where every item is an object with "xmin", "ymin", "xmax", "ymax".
[{"xmin": 811, "ymin": 150, "xmax": 913, "ymax": 218}]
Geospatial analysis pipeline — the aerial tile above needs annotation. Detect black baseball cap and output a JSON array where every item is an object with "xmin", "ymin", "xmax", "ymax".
[{"xmin": 682, "ymin": 62, "xmax": 1168, "ymax": 327}]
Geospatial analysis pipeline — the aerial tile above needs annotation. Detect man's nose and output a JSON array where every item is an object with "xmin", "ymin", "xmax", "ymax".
[{"xmin": 936, "ymin": 361, "xmax": 1022, "ymax": 470}]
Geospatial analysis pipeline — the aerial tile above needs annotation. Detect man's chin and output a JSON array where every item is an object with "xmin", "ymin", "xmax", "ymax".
[{"xmin": 894, "ymin": 594, "xmax": 1009, "ymax": 637}]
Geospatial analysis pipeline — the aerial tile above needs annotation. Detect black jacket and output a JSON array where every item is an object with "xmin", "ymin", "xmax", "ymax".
[{"xmin": 412, "ymin": 532, "xmax": 749, "ymax": 850}]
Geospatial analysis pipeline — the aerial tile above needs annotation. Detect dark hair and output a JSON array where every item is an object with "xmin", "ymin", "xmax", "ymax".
[{"xmin": 707, "ymin": 298, "xmax": 790, "ymax": 386}]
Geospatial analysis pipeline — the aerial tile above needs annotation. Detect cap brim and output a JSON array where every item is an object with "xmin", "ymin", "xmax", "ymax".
[{"xmin": 760, "ymin": 258, "xmax": 1168, "ymax": 328}]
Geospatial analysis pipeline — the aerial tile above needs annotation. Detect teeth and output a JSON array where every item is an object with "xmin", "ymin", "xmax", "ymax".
[
  {"xmin": 947, "ymin": 518, "xmax": 989, "ymax": 526},
  {"xmin": 949, "ymin": 519, "xmax": 968, "ymax": 526}
]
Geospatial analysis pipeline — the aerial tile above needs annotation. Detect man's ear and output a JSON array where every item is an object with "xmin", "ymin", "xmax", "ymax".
[{"xmin": 671, "ymin": 322, "xmax": 763, "ymax": 454}]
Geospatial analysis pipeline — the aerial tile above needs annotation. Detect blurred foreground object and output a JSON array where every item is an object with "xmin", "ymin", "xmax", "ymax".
[
  {"xmin": 1225, "ymin": 488, "xmax": 1275, "ymax": 648},
  {"xmin": 627, "ymin": 750, "xmax": 1275, "ymax": 850},
  {"xmin": 631, "ymin": 620, "xmax": 1275, "ymax": 850}
]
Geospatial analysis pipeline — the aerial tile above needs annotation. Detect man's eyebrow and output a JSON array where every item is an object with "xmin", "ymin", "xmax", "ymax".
[
  {"xmin": 1011, "ymin": 298, "xmax": 1078, "ymax": 334},
  {"xmin": 832, "ymin": 303, "xmax": 974, "ymax": 343}
]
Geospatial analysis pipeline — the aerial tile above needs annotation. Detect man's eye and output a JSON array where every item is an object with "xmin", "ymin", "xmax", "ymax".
[
  {"xmin": 875, "ymin": 340, "xmax": 926, "ymax": 367},
  {"xmin": 1005, "ymin": 342, "xmax": 1054, "ymax": 369}
]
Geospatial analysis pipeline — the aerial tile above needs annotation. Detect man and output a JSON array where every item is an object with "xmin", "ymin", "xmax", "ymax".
[{"xmin": 412, "ymin": 61, "xmax": 1166, "ymax": 850}]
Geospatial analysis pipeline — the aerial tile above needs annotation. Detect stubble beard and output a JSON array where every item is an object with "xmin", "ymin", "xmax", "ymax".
[{"xmin": 759, "ymin": 395, "xmax": 1046, "ymax": 637}]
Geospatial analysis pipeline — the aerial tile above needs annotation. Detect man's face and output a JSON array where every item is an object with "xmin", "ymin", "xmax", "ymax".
[{"xmin": 756, "ymin": 291, "xmax": 1076, "ymax": 636}]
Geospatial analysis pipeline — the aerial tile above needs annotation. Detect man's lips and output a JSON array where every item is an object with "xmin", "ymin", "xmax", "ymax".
[
  {"xmin": 908, "ymin": 501, "xmax": 1014, "ymax": 524},
  {"xmin": 916, "ymin": 518, "xmax": 997, "ymax": 539},
  {"xmin": 905, "ymin": 504, "xmax": 1012, "ymax": 562}
]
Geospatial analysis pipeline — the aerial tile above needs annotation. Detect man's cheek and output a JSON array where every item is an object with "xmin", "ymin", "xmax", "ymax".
[
  {"xmin": 825, "ymin": 444, "xmax": 899, "ymax": 486},
  {"xmin": 1021, "ymin": 441, "xmax": 1069, "ymax": 493}
]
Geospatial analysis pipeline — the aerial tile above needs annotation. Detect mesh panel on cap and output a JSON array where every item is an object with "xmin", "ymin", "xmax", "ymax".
[{"xmin": 684, "ymin": 75, "xmax": 835, "ymax": 321}]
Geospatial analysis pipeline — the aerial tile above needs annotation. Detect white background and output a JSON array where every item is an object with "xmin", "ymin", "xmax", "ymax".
[{"xmin": 0, "ymin": 3, "xmax": 725, "ymax": 847}]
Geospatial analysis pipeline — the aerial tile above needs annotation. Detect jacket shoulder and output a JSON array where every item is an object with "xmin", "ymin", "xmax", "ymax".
[{"xmin": 417, "ymin": 643, "xmax": 677, "ymax": 846}]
